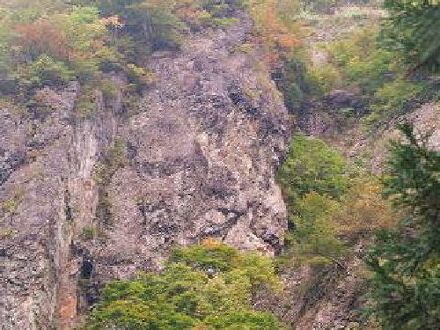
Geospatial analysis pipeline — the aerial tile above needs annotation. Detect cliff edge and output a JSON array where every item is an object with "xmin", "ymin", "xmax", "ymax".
[{"xmin": 0, "ymin": 11, "xmax": 290, "ymax": 329}]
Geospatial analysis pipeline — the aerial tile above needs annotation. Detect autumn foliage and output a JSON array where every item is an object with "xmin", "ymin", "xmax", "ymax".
[
  {"xmin": 247, "ymin": 0, "xmax": 301, "ymax": 64},
  {"xmin": 15, "ymin": 19, "xmax": 69, "ymax": 60}
]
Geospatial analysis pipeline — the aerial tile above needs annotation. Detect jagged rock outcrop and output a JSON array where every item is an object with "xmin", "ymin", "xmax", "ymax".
[
  {"xmin": 297, "ymin": 96, "xmax": 440, "ymax": 172},
  {"xmin": 0, "ymin": 11, "xmax": 290, "ymax": 329},
  {"xmin": 350, "ymin": 101, "xmax": 440, "ymax": 172},
  {"xmin": 256, "ymin": 244, "xmax": 369, "ymax": 330}
]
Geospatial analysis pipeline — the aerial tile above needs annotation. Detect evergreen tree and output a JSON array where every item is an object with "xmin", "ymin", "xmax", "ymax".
[
  {"xmin": 382, "ymin": 0, "xmax": 440, "ymax": 73},
  {"xmin": 366, "ymin": 123, "xmax": 440, "ymax": 329}
]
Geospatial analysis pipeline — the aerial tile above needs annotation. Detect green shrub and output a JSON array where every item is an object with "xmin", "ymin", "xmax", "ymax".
[
  {"xmin": 0, "ymin": 228, "xmax": 17, "ymax": 238},
  {"xmin": 81, "ymin": 226, "xmax": 97, "ymax": 240},
  {"xmin": 87, "ymin": 240, "xmax": 283, "ymax": 329},
  {"xmin": 195, "ymin": 1, "xmax": 240, "ymax": 27},
  {"xmin": 333, "ymin": 177, "xmax": 396, "ymax": 236},
  {"xmin": 125, "ymin": 64, "xmax": 156, "ymax": 90},
  {"xmin": 71, "ymin": 58, "xmax": 100, "ymax": 83},
  {"xmin": 0, "ymin": 25, "xmax": 13, "ymax": 80},
  {"xmin": 288, "ymin": 192, "xmax": 346, "ymax": 266},
  {"xmin": 277, "ymin": 53, "xmax": 318, "ymax": 109},
  {"xmin": 19, "ymin": 55, "xmax": 74, "ymax": 89},
  {"xmin": 309, "ymin": 25, "xmax": 435, "ymax": 125},
  {"xmin": 99, "ymin": 80, "xmax": 119, "ymax": 101},
  {"xmin": 94, "ymin": 140, "xmax": 127, "ymax": 186},
  {"xmin": 170, "ymin": 241, "xmax": 239, "ymax": 272},
  {"xmin": 80, "ymin": 225, "xmax": 107, "ymax": 241},
  {"xmin": 204, "ymin": 310, "xmax": 281, "ymax": 329},
  {"xmin": 366, "ymin": 79, "xmax": 426, "ymax": 124},
  {"xmin": 325, "ymin": 27, "xmax": 395, "ymax": 94},
  {"xmin": 307, "ymin": 62, "xmax": 343, "ymax": 95},
  {"xmin": 1, "ymin": 196, "xmax": 21, "ymax": 215},
  {"xmin": 75, "ymin": 87, "xmax": 97, "ymax": 117},
  {"xmin": 277, "ymin": 134, "xmax": 348, "ymax": 208}
]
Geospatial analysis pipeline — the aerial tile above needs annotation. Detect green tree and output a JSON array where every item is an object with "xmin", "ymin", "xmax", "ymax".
[
  {"xmin": 366, "ymin": 123, "xmax": 440, "ymax": 329},
  {"xmin": 87, "ymin": 240, "xmax": 283, "ymax": 329},
  {"xmin": 60, "ymin": 6, "xmax": 111, "ymax": 78},
  {"xmin": 288, "ymin": 192, "xmax": 346, "ymax": 266},
  {"xmin": 19, "ymin": 55, "xmax": 74, "ymax": 89},
  {"xmin": 86, "ymin": 0, "xmax": 185, "ymax": 56},
  {"xmin": 277, "ymin": 135, "xmax": 348, "ymax": 209},
  {"xmin": 382, "ymin": 0, "xmax": 440, "ymax": 72},
  {"xmin": 277, "ymin": 135, "xmax": 349, "ymax": 268},
  {"xmin": 0, "ymin": 22, "xmax": 15, "ymax": 93}
]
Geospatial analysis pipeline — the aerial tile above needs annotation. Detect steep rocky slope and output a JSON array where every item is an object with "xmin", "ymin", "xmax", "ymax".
[
  {"xmin": 295, "ymin": 3, "xmax": 440, "ymax": 167},
  {"xmin": 274, "ymin": 3, "xmax": 440, "ymax": 329},
  {"xmin": 0, "ymin": 12, "xmax": 290, "ymax": 329}
]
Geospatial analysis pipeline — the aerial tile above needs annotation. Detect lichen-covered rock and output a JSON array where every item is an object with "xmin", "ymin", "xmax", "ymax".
[
  {"xmin": 354, "ymin": 102, "xmax": 440, "ymax": 172},
  {"xmin": 255, "ymin": 244, "xmax": 368, "ymax": 330},
  {"xmin": 0, "ymin": 11, "xmax": 289, "ymax": 329}
]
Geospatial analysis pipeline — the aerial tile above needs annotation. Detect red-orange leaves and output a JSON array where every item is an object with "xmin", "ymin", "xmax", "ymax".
[{"xmin": 15, "ymin": 19, "xmax": 69, "ymax": 60}]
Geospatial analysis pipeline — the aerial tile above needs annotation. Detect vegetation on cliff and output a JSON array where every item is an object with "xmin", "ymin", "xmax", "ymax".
[
  {"xmin": 366, "ymin": 124, "xmax": 440, "ymax": 329},
  {"xmin": 274, "ymin": 1, "xmax": 440, "ymax": 327},
  {"xmin": 1, "ymin": 0, "xmax": 439, "ymax": 328},
  {"xmin": 0, "ymin": 0, "xmax": 246, "ymax": 106},
  {"xmin": 277, "ymin": 135, "xmax": 395, "ymax": 267},
  {"xmin": 87, "ymin": 240, "xmax": 283, "ymax": 329},
  {"xmin": 382, "ymin": 0, "xmax": 440, "ymax": 73},
  {"xmin": 277, "ymin": 0, "xmax": 439, "ymax": 126}
]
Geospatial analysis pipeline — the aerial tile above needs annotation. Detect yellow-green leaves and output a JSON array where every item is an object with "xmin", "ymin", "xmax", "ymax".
[{"xmin": 88, "ymin": 240, "xmax": 283, "ymax": 329}]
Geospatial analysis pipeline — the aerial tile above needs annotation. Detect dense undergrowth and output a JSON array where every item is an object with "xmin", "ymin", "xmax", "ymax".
[
  {"xmin": 1, "ymin": 0, "xmax": 438, "ymax": 122},
  {"xmin": 277, "ymin": 134, "xmax": 395, "ymax": 268},
  {"xmin": 274, "ymin": 2, "xmax": 440, "ymax": 327},
  {"xmin": 276, "ymin": 0, "xmax": 439, "ymax": 127},
  {"xmin": 87, "ymin": 240, "xmax": 284, "ymax": 329},
  {"xmin": 308, "ymin": 25, "xmax": 436, "ymax": 125}
]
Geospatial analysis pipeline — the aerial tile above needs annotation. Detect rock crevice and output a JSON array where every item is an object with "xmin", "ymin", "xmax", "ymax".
[{"xmin": 0, "ymin": 11, "xmax": 290, "ymax": 329}]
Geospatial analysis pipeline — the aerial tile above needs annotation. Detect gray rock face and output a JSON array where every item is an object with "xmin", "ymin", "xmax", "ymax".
[{"xmin": 0, "ymin": 12, "xmax": 289, "ymax": 329}]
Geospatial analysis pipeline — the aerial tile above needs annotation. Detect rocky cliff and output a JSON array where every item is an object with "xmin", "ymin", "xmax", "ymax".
[{"xmin": 0, "ymin": 12, "xmax": 290, "ymax": 329}]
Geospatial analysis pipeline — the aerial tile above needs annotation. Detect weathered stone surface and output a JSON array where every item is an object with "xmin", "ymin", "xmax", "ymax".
[
  {"xmin": 354, "ymin": 102, "xmax": 440, "ymax": 172},
  {"xmin": 0, "ymin": 11, "xmax": 289, "ymax": 329},
  {"xmin": 305, "ymin": 100, "xmax": 440, "ymax": 172},
  {"xmin": 255, "ymin": 242, "xmax": 368, "ymax": 330}
]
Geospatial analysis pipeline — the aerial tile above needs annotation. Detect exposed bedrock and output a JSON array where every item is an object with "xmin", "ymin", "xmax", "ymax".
[{"xmin": 0, "ymin": 12, "xmax": 290, "ymax": 329}]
